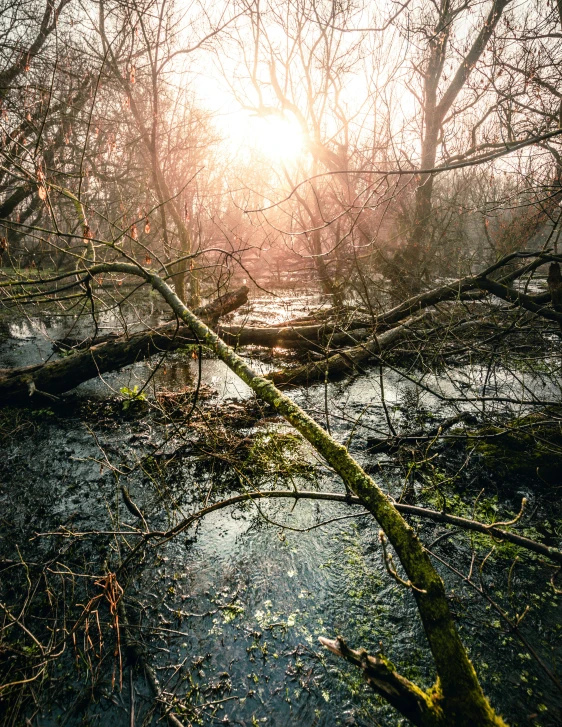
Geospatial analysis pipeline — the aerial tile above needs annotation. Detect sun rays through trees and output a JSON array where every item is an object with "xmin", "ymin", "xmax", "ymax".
[{"xmin": 1, "ymin": 1, "xmax": 562, "ymax": 725}]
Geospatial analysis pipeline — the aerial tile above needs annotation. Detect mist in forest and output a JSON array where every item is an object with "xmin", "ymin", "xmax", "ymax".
[{"xmin": 1, "ymin": 1, "xmax": 562, "ymax": 726}]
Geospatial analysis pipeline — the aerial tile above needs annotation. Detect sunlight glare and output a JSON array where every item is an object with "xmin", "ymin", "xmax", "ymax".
[
  {"xmin": 226, "ymin": 111, "xmax": 304, "ymax": 163},
  {"xmin": 250, "ymin": 113, "xmax": 304, "ymax": 161},
  {"xmin": 192, "ymin": 70, "xmax": 305, "ymax": 164}
]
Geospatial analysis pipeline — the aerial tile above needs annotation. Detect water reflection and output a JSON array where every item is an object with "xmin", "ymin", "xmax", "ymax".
[{"xmin": 1, "ymin": 287, "xmax": 560, "ymax": 726}]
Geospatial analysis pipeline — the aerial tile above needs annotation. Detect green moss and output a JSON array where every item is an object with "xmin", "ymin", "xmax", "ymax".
[
  {"xmin": 229, "ymin": 429, "xmax": 317, "ymax": 488},
  {"xmin": 469, "ymin": 416, "xmax": 562, "ymax": 484}
]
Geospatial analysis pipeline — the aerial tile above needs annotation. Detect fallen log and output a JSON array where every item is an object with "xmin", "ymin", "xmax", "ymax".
[
  {"xmin": 3, "ymin": 251, "xmax": 560, "ymax": 403},
  {"xmin": 266, "ymin": 312, "xmax": 432, "ymax": 387},
  {"xmin": 56, "ymin": 286, "xmax": 250, "ymax": 350},
  {"xmin": 267, "ymin": 259, "xmax": 562, "ymax": 387},
  {"xmin": 375, "ymin": 250, "xmax": 556, "ymax": 328},
  {"xmin": 217, "ymin": 322, "xmax": 371, "ymax": 349},
  {"xmin": 476, "ymin": 277, "xmax": 562, "ymax": 324},
  {"xmin": 61, "ymin": 322, "xmax": 372, "ymax": 355},
  {"xmin": 0, "ymin": 286, "xmax": 249, "ymax": 405},
  {"xmin": 6, "ymin": 259, "xmax": 510, "ymax": 724}
]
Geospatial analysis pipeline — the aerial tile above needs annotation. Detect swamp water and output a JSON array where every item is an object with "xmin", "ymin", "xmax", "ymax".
[{"xmin": 1, "ymin": 289, "xmax": 561, "ymax": 726}]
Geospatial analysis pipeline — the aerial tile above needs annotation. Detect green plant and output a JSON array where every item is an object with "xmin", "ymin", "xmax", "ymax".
[{"xmin": 120, "ymin": 385, "xmax": 147, "ymax": 410}]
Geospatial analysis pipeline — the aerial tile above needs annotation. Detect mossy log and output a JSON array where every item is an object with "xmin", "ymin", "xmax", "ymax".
[
  {"xmin": 319, "ymin": 636, "xmax": 444, "ymax": 726},
  {"xmin": 90, "ymin": 261, "xmax": 506, "ymax": 727}
]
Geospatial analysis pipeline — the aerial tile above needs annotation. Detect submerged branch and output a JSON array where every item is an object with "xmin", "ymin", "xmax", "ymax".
[{"xmin": 128, "ymin": 489, "xmax": 562, "ymax": 566}]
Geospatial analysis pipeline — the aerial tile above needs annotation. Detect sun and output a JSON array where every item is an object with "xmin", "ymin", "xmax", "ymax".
[
  {"xmin": 192, "ymin": 70, "xmax": 305, "ymax": 163},
  {"xmin": 249, "ymin": 113, "xmax": 304, "ymax": 161},
  {"xmin": 193, "ymin": 72, "xmax": 305, "ymax": 163},
  {"xmin": 221, "ymin": 109, "xmax": 305, "ymax": 163}
]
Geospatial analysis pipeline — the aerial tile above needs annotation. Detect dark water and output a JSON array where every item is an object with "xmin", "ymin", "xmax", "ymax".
[{"xmin": 1, "ymin": 289, "xmax": 561, "ymax": 727}]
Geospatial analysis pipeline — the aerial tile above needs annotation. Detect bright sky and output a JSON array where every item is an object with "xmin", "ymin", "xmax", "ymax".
[
  {"xmin": 186, "ymin": 13, "xmax": 408, "ymax": 171},
  {"xmin": 183, "ymin": 0, "xmax": 522, "ymax": 171},
  {"xmin": 191, "ymin": 59, "xmax": 306, "ymax": 165},
  {"xmin": 218, "ymin": 108, "xmax": 304, "ymax": 163}
]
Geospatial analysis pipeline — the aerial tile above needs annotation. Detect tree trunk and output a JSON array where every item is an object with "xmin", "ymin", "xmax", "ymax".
[{"xmin": 139, "ymin": 263, "xmax": 507, "ymax": 727}]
